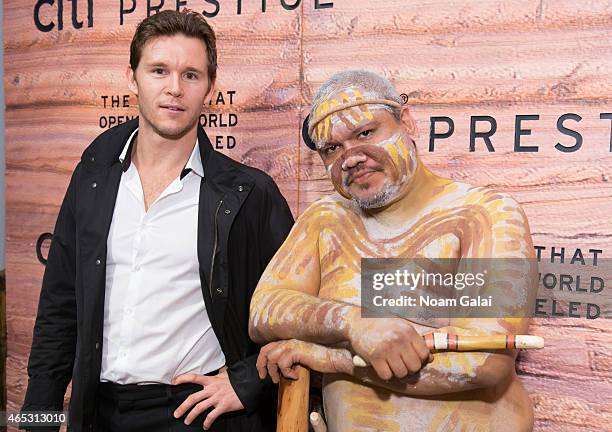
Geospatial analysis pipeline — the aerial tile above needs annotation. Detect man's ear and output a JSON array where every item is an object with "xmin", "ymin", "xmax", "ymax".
[
  {"xmin": 204, "ymin": 79, "xmax": 216, "ymax": 104},
  {"xmin": 400, "ymin": 107, "xmax": 418, "ymax": 138},
  {"xmin": 126, "ymin": 66, "xmax": 138, "ymax": 96}
]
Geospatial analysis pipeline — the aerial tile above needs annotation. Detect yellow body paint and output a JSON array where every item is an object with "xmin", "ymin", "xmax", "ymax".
[{"xmin": 252, "ymin": 176, "xmax": 536, "ymax": 431}]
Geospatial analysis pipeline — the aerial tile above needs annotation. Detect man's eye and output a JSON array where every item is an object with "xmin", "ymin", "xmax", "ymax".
[
  {"xmin": 359, "ymin": 129, "xmax": 373, "ymax": 138},
  {"xmin": 184, "ymin": 72, "xmax": 198, "ymax": 80},
  {"xmin": 323, "ymin": 144, "xmax": 340, "ymax": 155},
  {"xmin": 153, "ymin": 68, "xmax": 166, "ymax": 74}
]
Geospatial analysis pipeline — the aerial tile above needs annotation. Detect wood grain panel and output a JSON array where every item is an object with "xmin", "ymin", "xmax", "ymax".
[
  {"xmin": 519, "ymin": 318, "xmax": 612, "ymax": 431},
  {"xmin": 300, "ymin": 1, "xmax": 612, "ymax": 108},
  {"xmin": 301, "ymin": 0, "xmax": 612, "ymax": 36}
]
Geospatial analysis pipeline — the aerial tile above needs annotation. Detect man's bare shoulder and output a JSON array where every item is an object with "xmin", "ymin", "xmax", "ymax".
[
  {"xmin": 298, "ymin": 193, "xmax": 357, "ymax": 222},
  {"xmin": 433, "ymin": 180, "xmax": 525, "ymax": 216}
]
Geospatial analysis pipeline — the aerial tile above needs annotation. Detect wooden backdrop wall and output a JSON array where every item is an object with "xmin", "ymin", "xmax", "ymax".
[{"xmin": 4, "ymin": 1, "xmax": 611, "ymax": 430}]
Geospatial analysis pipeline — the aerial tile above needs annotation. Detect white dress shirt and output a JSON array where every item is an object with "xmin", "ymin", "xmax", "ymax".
[{"xmin": 100, "ymin": 129, "xmax": 225, "ymax": 384}]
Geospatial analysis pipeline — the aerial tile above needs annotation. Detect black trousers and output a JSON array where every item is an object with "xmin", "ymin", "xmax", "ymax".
[{"xmin": 95, "ymin": 381, "xmax": 226, "ymax": 432}]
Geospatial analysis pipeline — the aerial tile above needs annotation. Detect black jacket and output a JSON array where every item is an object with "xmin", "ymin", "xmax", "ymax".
[{"xmin": 21, "ymin": 118, "xmax": 294, "ymax": 431}]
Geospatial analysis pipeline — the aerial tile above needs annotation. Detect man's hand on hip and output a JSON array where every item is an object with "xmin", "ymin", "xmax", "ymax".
[{"xmin": 172, "ymin": 369, "xmax": 244, "ymax": 430}]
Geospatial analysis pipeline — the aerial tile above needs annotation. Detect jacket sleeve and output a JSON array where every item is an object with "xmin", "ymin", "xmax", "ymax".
[
  {"xmin": 227, "ymin": 353, "xmax": 269, "ymax": 414},
  {"xmin": 227, "ymin": 176, "xmax": 294, "ymax": 413},
  {"xmin": 257, "ymin": 177, "xmax": 295, "ymax": 269},
  {"xmin": 21, "ymin": 165, "xmax": 80, "ymax": 418}
]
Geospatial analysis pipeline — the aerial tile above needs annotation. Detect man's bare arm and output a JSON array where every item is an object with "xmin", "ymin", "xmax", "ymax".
[
  {"xmin": 249, "ymin": 202, "xmax": 356, "ymax": 345},
  {"xmin": 250, "ymin": 288, "xmax": 356, "ymax": 345},
  {"xmin": 257, "ymin": 325, "xmax": 516, "ymax": 396}
]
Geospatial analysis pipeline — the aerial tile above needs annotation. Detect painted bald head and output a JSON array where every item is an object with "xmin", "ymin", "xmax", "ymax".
[{"xmin": 308, "ymin": 70, "xmax": 418, "ymax": 209}]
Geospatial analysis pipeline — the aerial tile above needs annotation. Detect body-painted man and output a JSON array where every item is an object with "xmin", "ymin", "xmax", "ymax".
[{"xmin": 249, "ymin": 70, "xmax": 536, "ymax": 432}]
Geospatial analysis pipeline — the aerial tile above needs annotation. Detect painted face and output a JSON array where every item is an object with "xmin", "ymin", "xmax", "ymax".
[
  {"xmin": 312, "ymin": 88, "xmax": 418, "ymax": 209},
  {"xmin": 127, "ymin": 34, "xmax": 212, "ymax": 139}
]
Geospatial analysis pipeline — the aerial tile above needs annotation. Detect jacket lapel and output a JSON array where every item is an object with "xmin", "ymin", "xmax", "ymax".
[
  {"xmin": 78, "ymin": 120, "xmax": 138, "ymax": 326},
  {"xmin": 85, "ymin": 163, "xmax": 124, "ymax": 325}
]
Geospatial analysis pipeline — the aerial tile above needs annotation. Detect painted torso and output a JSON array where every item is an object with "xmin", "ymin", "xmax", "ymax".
[{"xmin": 305, "ymin": 183, "xmax": 533, "ymax": 432}]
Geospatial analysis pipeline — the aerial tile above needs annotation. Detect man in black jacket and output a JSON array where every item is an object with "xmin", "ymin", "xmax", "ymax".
[{"xmin": 20, "ymin": 10, "xmax": 293, "ymax": 432}]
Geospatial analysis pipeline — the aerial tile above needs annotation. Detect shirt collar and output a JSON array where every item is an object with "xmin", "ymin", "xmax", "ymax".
[
  {"xmin": 184, "ymin": 138, "xmax": 204, "ymax": 179},
  {"xmin": 118, "ymin": 128, "xmax": 204, "ymax": 179},
  {"xmin": 119, "ymin": 128, "xmax": 138, "ymax": 169}
]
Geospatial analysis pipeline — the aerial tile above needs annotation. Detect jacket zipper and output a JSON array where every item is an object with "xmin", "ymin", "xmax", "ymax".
[{"xmin": 209, "ymin": 199, "xmax": 223, "ymax": 298}]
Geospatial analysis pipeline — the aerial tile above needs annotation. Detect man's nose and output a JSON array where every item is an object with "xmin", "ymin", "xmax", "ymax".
[
  {"xmin": 342, "ymin": 153, "xmax": 368, "ymax": 170},
  {"xmin": 166, "ymin": 73, "xmax": 183, "ymax": 97}
]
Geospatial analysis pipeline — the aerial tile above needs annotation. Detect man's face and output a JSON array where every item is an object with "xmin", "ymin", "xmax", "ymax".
[
  {"xmin": 313, "ymin": 88, "xmax": 418, "ymax": 209},
  {"xmin": 127, "ymin": 34, "xmax": 213, "ymax": 139}
]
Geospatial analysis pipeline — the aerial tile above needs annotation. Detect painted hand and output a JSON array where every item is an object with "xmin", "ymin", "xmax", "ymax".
[
  {"xmin": 348, "ymin": 314, "xmax": 432, "ymax": 380},
  {"xmin": 256, "ymin": 339, "xmax": 354, "ymax": 383},
  {"xmin": 172, "ymin": 370, "xmax": 244, "ymax": 430}
]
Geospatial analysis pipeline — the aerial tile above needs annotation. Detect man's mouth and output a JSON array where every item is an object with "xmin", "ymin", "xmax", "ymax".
[
  {"xmin": 160, "ymin": 104, "xmax": 186, "ymax": 112},
  {"xmin": 346, "ymin": 169, "xmax": 380, "ymax": 186}
]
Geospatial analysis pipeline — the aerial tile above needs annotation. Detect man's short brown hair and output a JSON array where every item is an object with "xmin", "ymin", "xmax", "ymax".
[{"xmin": 130, "ymin": 10, "xmax": 217, "ymax": 83}]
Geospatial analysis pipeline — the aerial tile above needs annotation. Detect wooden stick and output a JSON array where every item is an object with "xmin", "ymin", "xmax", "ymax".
[
  {"xmin": 277, "ymin": 365, "xmax": 310, "ymax": 432},
  {"xmin": 353, "ymin": 333, "xmax": 544, "ymax": 367}
]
